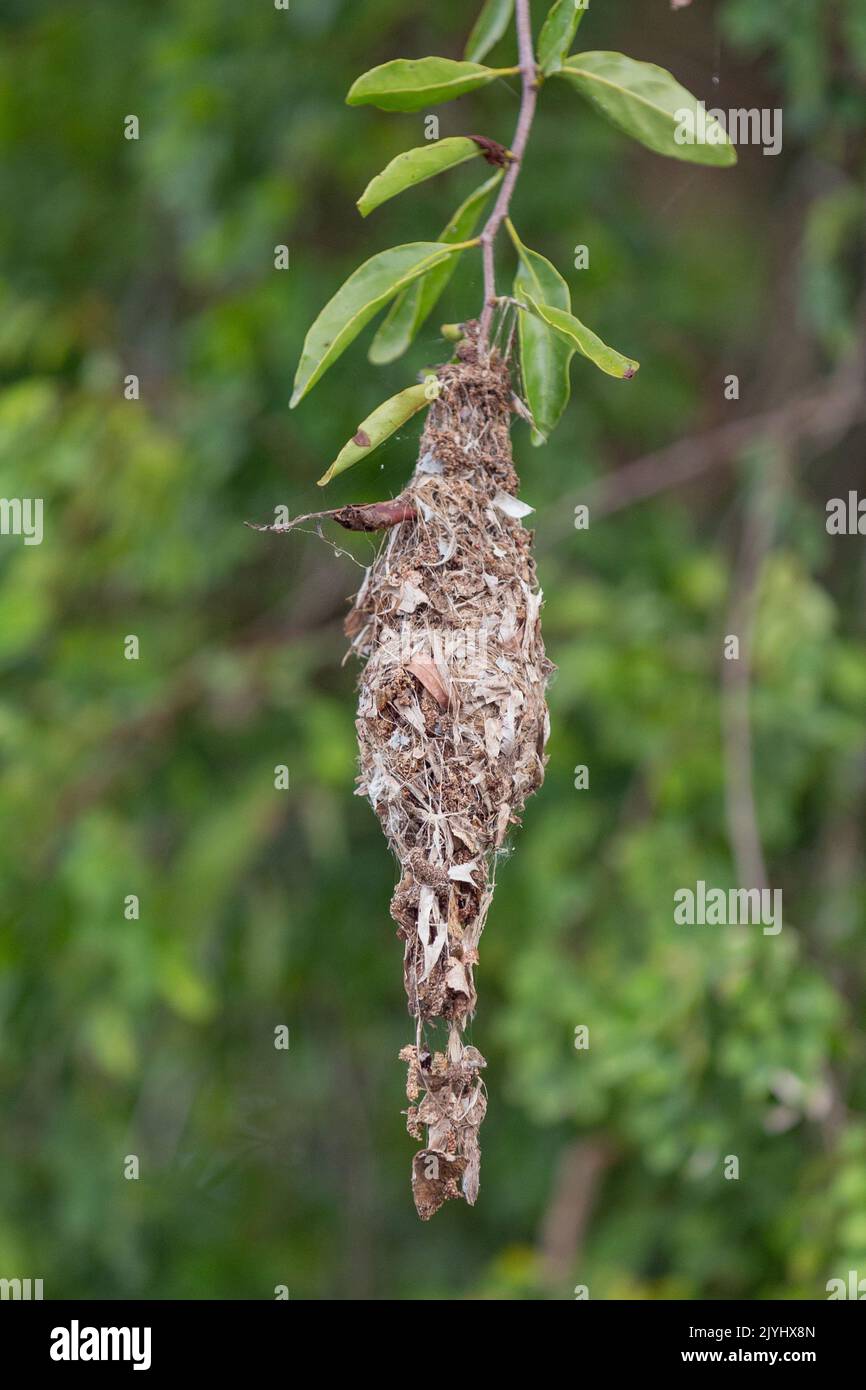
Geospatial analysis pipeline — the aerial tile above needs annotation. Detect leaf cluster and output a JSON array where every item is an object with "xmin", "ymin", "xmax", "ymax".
[{"xmin": 294, "ymin": 1, "xmax": 736, "ymax": 480}]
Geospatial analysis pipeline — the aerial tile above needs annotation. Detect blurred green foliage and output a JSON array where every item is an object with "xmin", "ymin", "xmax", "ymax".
[{"xmin": 0, "ymin": 0, "xmax": 864, "ymax": 1300}]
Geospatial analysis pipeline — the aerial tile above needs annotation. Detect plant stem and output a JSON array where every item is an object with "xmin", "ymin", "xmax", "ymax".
[{"xmin": 478, "ymin": 0, "xmax": 538, "ymax": 346}]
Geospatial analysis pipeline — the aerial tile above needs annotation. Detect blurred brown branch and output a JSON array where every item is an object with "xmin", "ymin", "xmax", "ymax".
[
  {"xmin": 720, "ymin": 445, "xmax": 787, "ymax": 891},
  {"xmin": 591, "ymin": 352, "xmax": 864, "ymax": 521},
  {"xmin": 537, "ymin": 1138, "xmax": 616, "ymax": 1290}
]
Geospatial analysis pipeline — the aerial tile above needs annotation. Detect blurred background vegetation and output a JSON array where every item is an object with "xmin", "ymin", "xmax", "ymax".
[{"xmin": 1, "ymin": 0, "xmax": 865, "ymax": 1300}]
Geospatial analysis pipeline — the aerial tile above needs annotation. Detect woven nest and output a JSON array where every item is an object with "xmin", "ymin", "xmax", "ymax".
[{"xmin": 345, "ymin": 325, "xmax": 553, "ymax": 1218}]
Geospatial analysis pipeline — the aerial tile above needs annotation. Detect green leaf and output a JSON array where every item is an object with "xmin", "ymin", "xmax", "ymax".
[
  {"xmin": 346, "ymin": 57, "xmax": 513, "ymax": 112},
  {"xmin": 518, "ymin": 292, "xmax": 639, "ymax": 379},
  {"xmin": 358, "ymin": 138, "xmax": 482, "ymax": 217},
  {"xmin": 555, "ymin": 51, "xmax": 737, "ymax": 166},
  {"xmin": 538, "ymin": 0, "xmax": 588, "ymax": 76},
  {"xmin": 506, "ymin": 219, "xmax": 573, "ymax": 444},
  {"xmin": 317, "ymin": 383, "xmax": 432, "ymax": 486},
  {"xmin": 465, "ymin": 0, "xmax": 514, "ymax": 64},
  {"xmin": 369, "ymin": 175, "xmax": 501, "ymax": 366},
  {"xmin": 290, "ymin": 241, "xmax": 471, "ymax": 406}
]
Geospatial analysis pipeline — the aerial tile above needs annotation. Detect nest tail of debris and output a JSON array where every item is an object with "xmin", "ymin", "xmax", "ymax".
[{"xmin": 345, "ymin": 324, "xmax": 553, "ymax": 1219}]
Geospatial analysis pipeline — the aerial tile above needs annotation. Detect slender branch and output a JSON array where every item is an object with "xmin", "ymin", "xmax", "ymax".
[
  {"xmin": 246, "ymin": 498, "xmax": 417, "ymax": 534},
  {"xmin": 565, "ymin": 281, "xmax": 866, "ymax": 529},
  {"xmin": 539, "ymin": 356, "xmax": 866, "ymax": 546},
  {"xmin": 537, "ymin": 1138, "xmax": 616, "ymax": 1288},
  {"xmin": 591, "ymin": 373, "xmax": 865, "ymax": 519},
  {"xmin": 720, "ymin": 447, "xmax": 786, "ymax": 894},
  {"xmin": 478, "ymin": 0, "xmax": 538, "ymax": 346}
]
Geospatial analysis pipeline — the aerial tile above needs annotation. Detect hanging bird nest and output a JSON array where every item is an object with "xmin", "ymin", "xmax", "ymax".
[{"xmin": 344, "ymin": 323, "xmax": 553, "ymax": 1218}]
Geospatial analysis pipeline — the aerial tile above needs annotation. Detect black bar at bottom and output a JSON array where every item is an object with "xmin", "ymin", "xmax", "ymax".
[{"xmin": 0, "ymin": 1297, "xmax": 861, "ymax": 1373}]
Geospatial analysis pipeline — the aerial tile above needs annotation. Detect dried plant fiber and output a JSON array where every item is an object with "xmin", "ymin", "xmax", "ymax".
[{"xmin": 345, "ymin": 325, "xmax": 552, "ymax": 1218}]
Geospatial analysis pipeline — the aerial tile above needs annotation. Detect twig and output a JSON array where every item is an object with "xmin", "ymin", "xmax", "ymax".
[
  {"xmin": 478, "ymin": 0, "xmax": 538, "ymax": 346},
  {"xmin": 246, "ymin": 498, "xmax": 417, "ymax": 534}
]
